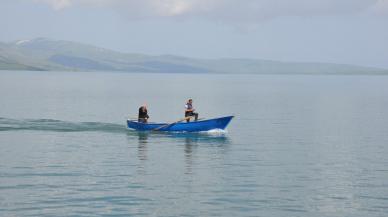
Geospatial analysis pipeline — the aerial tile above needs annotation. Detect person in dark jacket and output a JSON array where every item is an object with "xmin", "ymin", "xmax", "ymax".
[
  {"xmin": 138, "ymin": 104, "xmax": 149, "ymax": 123},
  {"xmin": 185, "ymin": 99, "xmax": 198, "ymax": 122}
]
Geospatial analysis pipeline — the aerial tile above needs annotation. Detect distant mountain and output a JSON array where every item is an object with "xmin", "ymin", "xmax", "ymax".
[{"xmin": 0, "ymin": 38, "xmax": 387, "ymax": 75}]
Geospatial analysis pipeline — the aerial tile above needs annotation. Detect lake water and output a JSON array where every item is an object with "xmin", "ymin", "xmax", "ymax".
[{"xmin": 1, "ymin": 71, "xmax": 388, "ymax": 217}]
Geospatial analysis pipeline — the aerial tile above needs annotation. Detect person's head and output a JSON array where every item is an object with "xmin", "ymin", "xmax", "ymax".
[
  {"xmin": 141, "ymin": 104, "xmax": 147, "ymax": 111},
  {"xmin": 188, "ymin": 99, "xmax": 193, "ymax": 104}
]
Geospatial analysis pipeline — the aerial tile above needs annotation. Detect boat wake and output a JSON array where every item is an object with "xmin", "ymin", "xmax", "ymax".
[
  {"xmin": 200, "ymin": 128, "xmax": 228, "ymax": 136},
  {"xmin": 0, "ymin": 117, "xmax": 127, "ymax": 133}
]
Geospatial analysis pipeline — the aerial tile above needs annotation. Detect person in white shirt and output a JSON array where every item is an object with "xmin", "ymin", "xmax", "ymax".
[{"xmin": 184, "ymin": 99, "xmax": 198, "ymax": 122}]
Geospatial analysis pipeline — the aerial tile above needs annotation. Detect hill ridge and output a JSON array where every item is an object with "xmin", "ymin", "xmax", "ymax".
[{"xmin": 0, "ymin": 38, "xmax": 387, "ymax": 75}]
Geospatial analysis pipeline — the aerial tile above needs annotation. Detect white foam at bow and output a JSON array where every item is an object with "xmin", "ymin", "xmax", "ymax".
[{"xmin": 200, "ymin": 128, "xmax": 227, "ymax": 135}]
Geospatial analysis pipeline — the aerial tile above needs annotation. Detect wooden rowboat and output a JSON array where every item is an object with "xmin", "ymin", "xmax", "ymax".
[{"xmin": 127, "ymin": 116, "xmax": 234, "ymax": 132}]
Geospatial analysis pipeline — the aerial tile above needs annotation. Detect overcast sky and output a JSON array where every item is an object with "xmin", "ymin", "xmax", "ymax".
[{"xmin": 1, "ymin": 0, "xmax": 387, "ymax": 68}]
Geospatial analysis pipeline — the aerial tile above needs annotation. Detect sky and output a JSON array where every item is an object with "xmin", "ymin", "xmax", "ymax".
[{"xmin": 1, "ymin": 0, "xmax": 388, "ymax": 68}]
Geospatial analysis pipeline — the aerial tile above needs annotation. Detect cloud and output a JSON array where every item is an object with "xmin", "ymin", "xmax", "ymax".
[
  {"xmin": 369, "ymin": 0, "xmax": 388, "ymax": 14},
  {"xmin": 34, "ymin": 0, "xmax": 72, "ymax": 10},
  {"xmin": 34, "ymin": 0, "xmax": 386, "ymax": 22}
]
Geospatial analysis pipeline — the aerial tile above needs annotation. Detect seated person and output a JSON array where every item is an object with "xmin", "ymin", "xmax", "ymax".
[
  {"xmin": 138, "ymin": 104, "xmax": 149, "ymax": 123},
  {"xmin": 184, "ymin": 99, "xmax": 198, "ymax": 122}
]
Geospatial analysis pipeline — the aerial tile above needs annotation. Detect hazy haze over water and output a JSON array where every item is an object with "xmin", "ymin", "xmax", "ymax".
[{"xmin": 1, "ymin": 0, "xmax": 388, "ymax": 68}]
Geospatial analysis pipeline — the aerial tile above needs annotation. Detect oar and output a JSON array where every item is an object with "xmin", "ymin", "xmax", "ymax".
[{"xmin": 153, "ymin": 116, "xmax": 192, "ymax": 131}]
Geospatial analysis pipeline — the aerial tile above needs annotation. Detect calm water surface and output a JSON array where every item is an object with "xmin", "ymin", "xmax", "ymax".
[{"xmin": 1, "ymin": 71, "xmax": 388, "ymax": 217}]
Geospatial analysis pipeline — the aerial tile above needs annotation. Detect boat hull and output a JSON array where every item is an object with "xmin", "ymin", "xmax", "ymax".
[{"xmin": 127, "ymin": 116, "xmax": 234, "ymax": 132}]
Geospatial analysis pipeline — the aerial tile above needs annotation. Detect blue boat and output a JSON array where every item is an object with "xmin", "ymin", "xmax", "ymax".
[{"xmin": 127, "ymin": 116, "xmax": 234, "ymax": 132}]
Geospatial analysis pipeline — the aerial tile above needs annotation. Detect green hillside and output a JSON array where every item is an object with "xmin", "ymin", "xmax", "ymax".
[{"xmin": 0, "ymin": 38, "xmax": 387, "ymax": 75}]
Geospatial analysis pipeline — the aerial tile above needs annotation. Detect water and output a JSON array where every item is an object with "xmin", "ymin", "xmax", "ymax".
[{"xmin": 1, "ymin": 71, "xmax": 388, "ymax": 217}]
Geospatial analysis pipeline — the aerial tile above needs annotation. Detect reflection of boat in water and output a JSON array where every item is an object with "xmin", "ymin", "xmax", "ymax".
[
  {"xmin": 127, "ymin": 116, "xmax": 234, "ymax": 132},
  {"xmin": 127, "ymin": 130, "xmax": 231, "ymax": 174},
  {"xmin": 127, "ymin": 130, "xmax": 231, "ymax": 149},
  {"xmin": 136, "ymin": 131, "xmax": 149, "ymax": 161}
]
